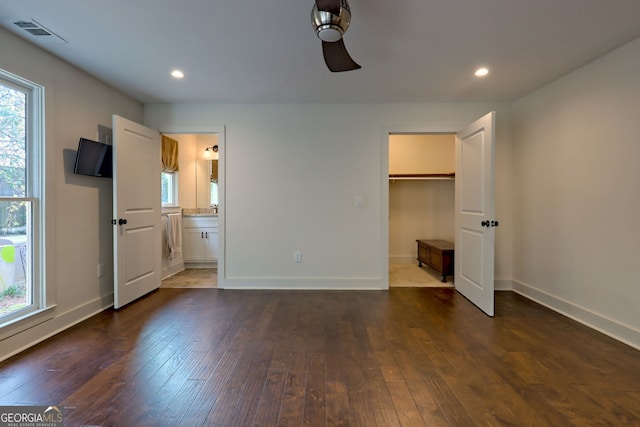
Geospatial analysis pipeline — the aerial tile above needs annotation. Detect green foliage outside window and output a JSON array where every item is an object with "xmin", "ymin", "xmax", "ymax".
[{"xmin": 0, "ymin": 85, "xmax": 27, "ymax": 235}]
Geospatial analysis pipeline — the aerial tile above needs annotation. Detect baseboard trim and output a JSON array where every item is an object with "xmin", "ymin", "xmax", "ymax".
[
  {"xmin": 0, "ymin": 294, "xmax": 113, "ymax": 362},
  {"xmin": 494, "ymin": 278, "xmax": 513, "ymax": 291},
  {"xmin": 184, "ymin": 262, "xmax": 218, "ymax": 269},
  {"xmin": 220, "ymin": 276, "xmax": 387, "ymax": 290},
  {"xmin": 512, "ymin": 279, "xmax": 640, "ymax": 351}
]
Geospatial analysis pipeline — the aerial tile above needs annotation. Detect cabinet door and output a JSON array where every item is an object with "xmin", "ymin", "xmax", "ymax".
[
  {"xmin": 203, "ymin": 228, "xmax": 218, "ymax": 261},
  {"xmin": 183, "ymin": 229, "xmax": 204, "ymax": 261}
]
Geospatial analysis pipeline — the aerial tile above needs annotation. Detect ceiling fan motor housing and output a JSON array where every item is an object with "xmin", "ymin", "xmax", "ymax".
[{"xmin": 311, "ymin": 1, "xmax": 352, "ymax": 42}]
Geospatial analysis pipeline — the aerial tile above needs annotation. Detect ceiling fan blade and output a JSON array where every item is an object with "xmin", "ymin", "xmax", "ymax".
[
  {"xmin": 315, "ymin": 0, "xmax": 341, "ymax": 15},
  {"xmin": 322, "ymin": 39, "xmax": 361, "ymax": 72}
]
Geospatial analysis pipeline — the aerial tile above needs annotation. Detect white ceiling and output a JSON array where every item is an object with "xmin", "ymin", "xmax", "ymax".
[{"xmin": 2, "ymin": 0, "xmax": 640, "ymax": 104}]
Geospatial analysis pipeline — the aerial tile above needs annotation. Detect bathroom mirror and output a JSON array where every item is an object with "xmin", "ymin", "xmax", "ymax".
[
  {"xmin": 195, "ymin": 159, "xmax": 211, "ymax": 208},
  {"xmin": 194, "ymin": 134, "xmax": 219, "ymax": 208}
]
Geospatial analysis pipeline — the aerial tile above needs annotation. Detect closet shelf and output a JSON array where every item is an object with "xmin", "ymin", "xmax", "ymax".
[{"xmin": 388, "ymin": 173, "xmax": 455, "ymax": 181}]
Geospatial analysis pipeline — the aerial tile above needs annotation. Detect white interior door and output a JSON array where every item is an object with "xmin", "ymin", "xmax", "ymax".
[
  {"xmin": 455, "ymin": 112, "xmax": 496, "ymax": 316},
  {"xmin": 113, "ymin": 115, "xmax": 162, "ymax": 309}
]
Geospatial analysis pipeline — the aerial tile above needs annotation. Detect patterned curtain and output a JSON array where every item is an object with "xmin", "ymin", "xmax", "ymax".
[{"xmin": 161, "ymin": 135, "xmax": 179, "ymax": 172}]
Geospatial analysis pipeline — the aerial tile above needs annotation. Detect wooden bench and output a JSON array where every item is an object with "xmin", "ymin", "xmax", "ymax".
[{"xmin": 416, "ymin": 239, "xmax": 454, "ymax": 283}]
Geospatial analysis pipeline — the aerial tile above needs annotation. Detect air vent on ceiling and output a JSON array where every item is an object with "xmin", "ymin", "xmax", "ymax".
[{"xmin": 13, "ymin": 19, "xmax": 67, "ymax": 43}]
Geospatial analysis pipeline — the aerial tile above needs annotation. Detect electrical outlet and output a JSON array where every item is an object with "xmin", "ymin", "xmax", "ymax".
[
  {"xmin": 294, "ymin": 251, "xmax": 302, "ymax": 263},
  {"xmin": 355, "ymin": 195, "xmax": 363, "ymax": 207},
  {"xmin": 97, "ymin": 263, "xmax": 104, "ymax": 278}
]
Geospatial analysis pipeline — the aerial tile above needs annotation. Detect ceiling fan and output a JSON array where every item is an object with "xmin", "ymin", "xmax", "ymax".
[{"xmin": 311, "ymin": 0, "xmax": 361, "ymax": 72}]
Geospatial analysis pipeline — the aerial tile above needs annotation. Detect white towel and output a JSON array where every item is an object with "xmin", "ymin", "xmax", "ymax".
[{"xmin": 165, "ymin": 214, "xmax": 182, "ymax": 260}]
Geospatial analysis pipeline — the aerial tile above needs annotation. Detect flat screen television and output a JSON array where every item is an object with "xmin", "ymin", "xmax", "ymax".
[{"xmin": 73, "ymin": 137, "xmax": 112, "ymax": 178}]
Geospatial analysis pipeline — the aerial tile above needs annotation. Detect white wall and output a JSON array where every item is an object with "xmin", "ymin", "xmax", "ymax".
[
  {"xmin": 0, "ymin": 28, "xmax": 143, "ymax": 361},
  {"xmin": 511, "ymin": 37, "xmax": 640, "ymax": 349},
  {"xmin": 145, "ymin": 103, "xmax": 514, "ymax": 289}
]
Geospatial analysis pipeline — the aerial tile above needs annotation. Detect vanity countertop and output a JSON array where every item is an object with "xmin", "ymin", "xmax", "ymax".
[
  {"xmin": 182, "ymin": 208, "xmax": 218, "ymax": 217},
  {"xmin": 183, "ymin": 213, "xmax": 218, "ymax": 217}
]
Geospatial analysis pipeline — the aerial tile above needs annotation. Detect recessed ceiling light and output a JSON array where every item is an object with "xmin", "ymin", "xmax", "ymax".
[
  {"xmin": 475, "ymin": 67, "xmax": 489, "ymax": 77},
  {"xmin": 171, "ymin": 70, "xmax": 185, "ymax": 79}
]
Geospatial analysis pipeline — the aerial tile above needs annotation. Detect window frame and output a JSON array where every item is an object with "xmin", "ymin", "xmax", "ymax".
[
  {"xmin": 0, "ymin": 68, "xmax": 51, "ymax": 337},
  {"xmin": 161, "ymin": 171, "xmax": 178, "ymax": 206}
]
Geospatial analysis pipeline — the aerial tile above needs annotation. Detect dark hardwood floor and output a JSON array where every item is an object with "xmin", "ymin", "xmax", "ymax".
[{"xmin": 1, "ymin": 288, "xmax": 639, "ymax": 426}]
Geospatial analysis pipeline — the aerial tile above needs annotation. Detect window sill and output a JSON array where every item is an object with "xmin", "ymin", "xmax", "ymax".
[{"xmin": 0, "ymin": 305, "xmax": 56, "ymax": 341}]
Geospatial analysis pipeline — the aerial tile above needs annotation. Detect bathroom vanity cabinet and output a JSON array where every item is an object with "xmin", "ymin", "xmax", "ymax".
[{"xmin": 183, "ymin": 216, "xmax": 218, "ymax": 265}]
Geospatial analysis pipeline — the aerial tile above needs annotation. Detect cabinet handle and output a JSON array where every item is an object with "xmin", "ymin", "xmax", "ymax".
[
  {"xmin": 205, "ymin": 232, "xmax": 209, "ymax": 238},
  {"xmin": 201, "ymin": 232, "xmax": 204, "ymax": 238}
]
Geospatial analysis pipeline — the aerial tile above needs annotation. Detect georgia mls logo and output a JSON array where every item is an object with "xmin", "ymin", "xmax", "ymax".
[
  {"xmin": 44, "ymin": 406, "xmax": 63, "ymax": 418},
  {"xmin": 0, "ymin": 405, "xmax": 64, "ymax": 427}
]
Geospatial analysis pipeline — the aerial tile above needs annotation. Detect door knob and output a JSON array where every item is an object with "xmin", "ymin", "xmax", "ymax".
[
  {"xmin": 481, "ymin": 220, "xmax": 489, "ymax": 227},
  {"xmin": 118, "ymin": 218, "xmax": 127, "ymax": 225}
]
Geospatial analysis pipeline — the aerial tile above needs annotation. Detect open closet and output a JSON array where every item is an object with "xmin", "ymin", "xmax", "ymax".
[{"xmin": 388, "ymin": 133, "xmax": 456, "ymax": 287}]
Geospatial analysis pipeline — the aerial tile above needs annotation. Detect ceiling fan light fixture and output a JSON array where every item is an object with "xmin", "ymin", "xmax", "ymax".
[
  {"xmin": 311, "ymin": 3, "xmax": 351, "ymax": 41},
  {"xmin": 311, "ymin": 0, "xmax": 361, "ymax": 72},
  {"xmin": 316, "ymin": 25, "xmax": 343, "ymax": 42}
]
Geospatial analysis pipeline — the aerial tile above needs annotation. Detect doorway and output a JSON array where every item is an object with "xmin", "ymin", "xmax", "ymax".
[
  {"xmin": 384, "ymin": 112, "xmax": 497, "ymax": 316},
  {"xmin": 388, "ymin": 133, "xmax": 456, "ymax": 288},
  {"xmin": 157, "ymin": 125, "xmax": 226, "ymax": 289}
]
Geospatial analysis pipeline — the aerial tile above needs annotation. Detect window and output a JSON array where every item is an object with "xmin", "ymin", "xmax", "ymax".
[
  {"xmin": 0, "ymin": 69, "xmax": 44, "ymax": 327},
  {"xmin": 161, "ymin": 171, "xmax": 177, "ymax": 205},
  {"xmin": 210, "ymin": 181, "xmax": 218, "ymax": 206}
]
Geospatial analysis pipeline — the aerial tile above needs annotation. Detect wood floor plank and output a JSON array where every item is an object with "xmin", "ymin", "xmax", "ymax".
[
  {"xmin": 302, "ymin": 352, "xmax": 326, "ymax": 426},
  {"xmin": 391, "ymin": 345, "xmax": 451, "ymax": 426},
  {"xmin": 386, "ymin": 381, "xmax": 427, "ymax": 427},
  {"xmin": 158, "ymin": 378, "xmax": 206, "ymax": 426},
  {"xmin": 325, "ymin": 380, "xmax": 350, "ymax": 427},
  {"xmin": 1, "ymin": 288, "xmax": 639, "ymax": 426},
  {"xmin": 277, "ymin": 351, "xmax": 306, "ymax": 427},
  {"xmin": 368, "ymin": 379, "xmax": 402, "ymax": 426},
  {"xmin": 343, "ymin": 352, "xmax": 378, "ymax": 427},
  {"xmin": 253, "ymin": 370, "xmax": 288, "ymax": 426},
  {"xmin": 176, "ymin": 349, "xmax": 243, "ymax": 427}
]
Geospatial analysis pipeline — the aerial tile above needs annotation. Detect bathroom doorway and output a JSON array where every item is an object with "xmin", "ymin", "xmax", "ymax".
[{"xmin": 158, "ymin": 125, "xmax": 226, "ymax": 289}]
